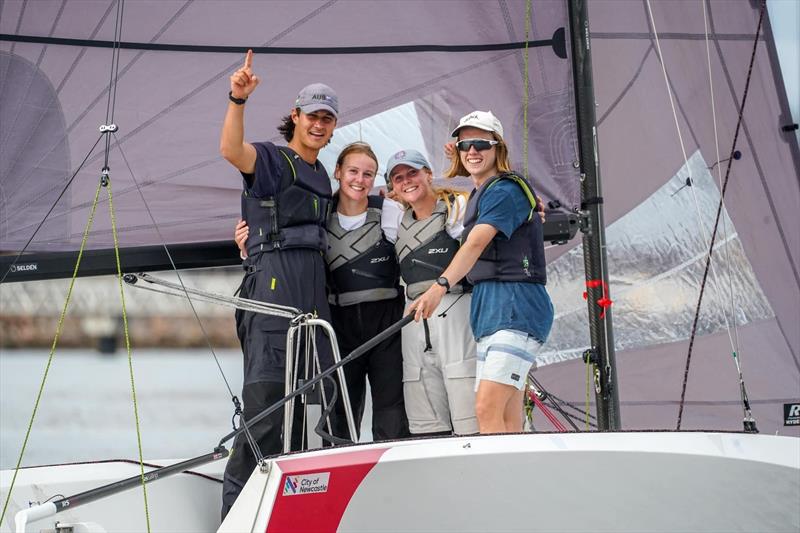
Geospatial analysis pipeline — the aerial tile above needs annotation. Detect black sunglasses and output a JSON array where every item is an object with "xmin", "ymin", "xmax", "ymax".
[{"xmin": 456, "ymin": 138, "xmax": 499, "ymax": 152}]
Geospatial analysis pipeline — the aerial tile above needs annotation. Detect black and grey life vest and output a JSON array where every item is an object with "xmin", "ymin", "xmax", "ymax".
[
  {"xmin": 462, "ymin": 172, "xmax": 546, "ymax": 285},
  {"xmin": 242, "ymin": 149, "xmax": 331, "ymax": 256},
  {"xmin": 324, "ymin": 196, "xmax": 401, "ymax": 306},
  {"xmin": 395, "ymin": 198, "xmax": 462, "ymax": 299}
]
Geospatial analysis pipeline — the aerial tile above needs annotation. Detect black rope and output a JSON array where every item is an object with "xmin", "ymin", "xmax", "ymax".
[
  {"xmin": 548, "ymin": 391, "xmax": 598, "ymax": 425},
  {"xmin": 528, "ymin": 374, "xmax": 585, "ymax": 431},
  {"xmin": 113, "ymin": 135, "xmax": 245, "ymax": 428},
  {"xmin": 20, "ymin": 458, "xmax": 223, "ymax": 484},
  {"xmin": 677, "ymin": 0, "xmax": 765, "ymax": 430},
  {"xmin": 102, "ymin": 0, "xmax": 124, "ymax": 173},
  {"xmin": 546, "ymin": 398, "xmax": 598, "ymax": 430},
  {"xmin": 109, "ymin": 1, "xmax": 124, "ymax": 125},
  {"xmin": 104, "ymin": 0, "xmax": 122, "ymax": 127},
  {"xmin": 314, "ymin": 375, "xmax": 352, "ymax": 446},
  {"xmin": 436, "ymin": 292, "xmax": 466, "ymax": 318}
]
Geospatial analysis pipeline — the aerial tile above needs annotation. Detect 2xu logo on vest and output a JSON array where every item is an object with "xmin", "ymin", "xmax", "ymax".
[
  {"xmin": 282, "ymin": 472, "xmax": 330, "ymax": 496},
  {"xmin": 785, "ymin": 403, "xmax": 800, "ymax": 426}
]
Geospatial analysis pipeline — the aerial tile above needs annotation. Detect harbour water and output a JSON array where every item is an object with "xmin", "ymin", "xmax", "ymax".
[{"xmin": 0, "ymin": 349, "xmax": 372, "ymax": 470}]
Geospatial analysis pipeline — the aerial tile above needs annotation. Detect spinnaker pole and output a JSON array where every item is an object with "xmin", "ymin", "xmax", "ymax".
[{"xmin": 567, "ymin": 0, "xmax": 621, "ymax": 430}]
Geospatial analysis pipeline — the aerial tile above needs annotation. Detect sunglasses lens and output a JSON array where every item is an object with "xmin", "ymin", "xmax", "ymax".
[{"xmin": 457, "ymin": 140, "xmax": 493, "ymax": 152}]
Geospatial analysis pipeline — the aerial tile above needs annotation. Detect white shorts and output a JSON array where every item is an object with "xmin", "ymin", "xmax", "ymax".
[{"xmin": 476, "ymin": 329, "xmax": 542, "ymax": 391}]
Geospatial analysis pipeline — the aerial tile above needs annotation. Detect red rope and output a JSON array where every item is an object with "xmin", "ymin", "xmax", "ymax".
[
  {"xmin": 528, "ymin": 389, "xmax": 568, "ymax": 432},
  {"xmin": 583, "ymin": 279, "xmax": 613, "ymax": 318}
]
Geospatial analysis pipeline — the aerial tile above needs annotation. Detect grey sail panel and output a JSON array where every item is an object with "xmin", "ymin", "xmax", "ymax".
[
  {"xmin": 533, "ymin": 0, "xmax": 799, "ymax": 434},
  {"xmin": 0, "ymin": 0, "xmax": 577, "ymax": 257}
]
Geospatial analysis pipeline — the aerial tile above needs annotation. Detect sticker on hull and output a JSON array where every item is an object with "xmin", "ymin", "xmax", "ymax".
[{"xmin": 283, "ymin": 472, "xmax": 330, "ymax": 496}]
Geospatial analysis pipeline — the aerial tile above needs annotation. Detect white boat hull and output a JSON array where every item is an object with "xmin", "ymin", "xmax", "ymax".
[
  {"xmin": 222, "ymin": 432, "xmax": 800, "ymax": 533},
  {"xmin": 4, "ymin": 432, "xmax": 798, "ymax": 532},
  {"xmin": 1, "ymin": 459, "xmax": 225, "ymax": 532}
]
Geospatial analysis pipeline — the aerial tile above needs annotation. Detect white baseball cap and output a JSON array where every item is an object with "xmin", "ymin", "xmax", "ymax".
[{"xmin": 450, "ymin": 110, "xmax": 504, "ymax": 138}]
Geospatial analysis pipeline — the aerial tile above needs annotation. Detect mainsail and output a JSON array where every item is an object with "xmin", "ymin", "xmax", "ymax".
[
  {"xmin": 0, "ymin": 0, "xmax": 798, "ymax": 437},
  {"xmin": 0, "ymin": 0, "xmax": 575, "ymax": 267}
]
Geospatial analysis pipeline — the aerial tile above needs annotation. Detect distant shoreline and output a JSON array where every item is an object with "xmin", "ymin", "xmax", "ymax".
[{"xmin": 0, "ymin": 315, "xmax": 239, "ymax": 350}]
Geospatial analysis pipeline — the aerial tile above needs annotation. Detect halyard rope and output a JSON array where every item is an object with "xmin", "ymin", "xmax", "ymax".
[
  {"xmin": 0, "ymin": 180, "xmax": 104, "ymax": 525},
  {"xmin": 644, "ymin": 0, "xmax": 752, "ymax": 427},
  {"xmin": 677, "ymin": 0, "xmax": 766, "ymax": 430},
  {"xmin": 701, "ymin": 0, "xmax": 749, "ymax": 424},
  {"xmin": 645, "ymin": 0, "xmax": 738, "ymax": 355},
  {"xmin": 100, "ymin": 1, "xmax": 152, "ymax": 528},
  {"xmin": 702, "ymin": 0, "xmax": 740, "ymax": 354},
  {"xmin": 522, "ymin": 0, "xmax": 531, "ymax": 179},
  {"xmin": 106, "ymin": 174, "xmax": 152, "ymax": 531}
]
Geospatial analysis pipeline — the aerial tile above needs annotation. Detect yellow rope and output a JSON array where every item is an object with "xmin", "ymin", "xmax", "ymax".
[
  {"xmin": 522, "ymin": 0, "xmax": 532, "ymax": 179},
  {"xmin": 0, "ymin": 180, "xmax": 103, "ymax": 525},
  {"xmin": 106, "ymin": 178, "xmax": 152, "ymax": 532}
]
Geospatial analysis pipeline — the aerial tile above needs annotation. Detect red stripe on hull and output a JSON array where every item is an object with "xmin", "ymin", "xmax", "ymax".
[{"xmin": 266, "ymin": 447, "xmax": 389, "ymax": 532}]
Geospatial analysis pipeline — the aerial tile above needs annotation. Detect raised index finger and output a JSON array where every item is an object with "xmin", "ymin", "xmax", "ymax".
[{"xmin": 244, "ymin": 49, "xmax": 253, "ymax": 69}]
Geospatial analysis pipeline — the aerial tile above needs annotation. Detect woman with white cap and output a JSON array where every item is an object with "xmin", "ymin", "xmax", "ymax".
[
  {"xmin": 387, "ymin": 149, "xmax": 479, "ymax": 436},
  {"xmin": 408, "ymin": 110, "xmax": 553, "ymax": 434}
]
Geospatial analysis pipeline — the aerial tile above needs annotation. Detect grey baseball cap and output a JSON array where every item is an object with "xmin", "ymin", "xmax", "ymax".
[
  {"xmin": 385, "ymin": 149, "xmax": 431, "ymax": 178},
  {"xmin": 295, "ymin": 83, "xmax": 339, "ymax": 118}
]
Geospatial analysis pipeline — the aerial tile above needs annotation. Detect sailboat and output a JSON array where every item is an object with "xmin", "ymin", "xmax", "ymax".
[{"xmin": 1, "ymin": 0, "xmax": 798, "ymax": 531}]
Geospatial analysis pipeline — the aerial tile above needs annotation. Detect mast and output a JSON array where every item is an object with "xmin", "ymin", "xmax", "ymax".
[{"xmin": 567, "ymin": 0, "xmax": 621, "ymax": 430}]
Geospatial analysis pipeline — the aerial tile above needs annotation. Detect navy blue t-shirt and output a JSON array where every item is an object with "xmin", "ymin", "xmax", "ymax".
[
  {"xmin": 469, "ymin": 179, "xmax": 554, "ymax": 343},
  {"xmin": 242, "ymin": 142, "xmax": 330, "ymax": 198}
]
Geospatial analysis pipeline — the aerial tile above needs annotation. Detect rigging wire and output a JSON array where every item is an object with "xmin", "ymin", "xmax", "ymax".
[
  {"xmin": 644, "ymin": 0, "xmax": 744, "ymax": 413},
  {"xmin": 702, "ymin": 0, "xmax": 740, "ymax": 350},
  {"xmin": 701, "ymin": 0, "xmax": 749, "ymax": 425},
  {"xmin": 113, "ymin": 135, "xmax": 241, "ymax": 402},
  {"xmin": 95, "ymin": 2, "xmax": 153, "ymax": 529},
  {"xmin": 645, "ymin": 0, "xmax": 738, "ymax": 354},
  {"xmin": 527, "ymin": 373, "xmax": 581, "ymax": 431},
  {"xmin": 0, "ymin": 133, "xmax": 104, "ymax": 284},
  {"xmin": 677, "ymin": 0, "xmax": 766, "ymax": 431},
  {"xmin": 112, "ymin": 140, "xmax": 265, "ymax": 464},
  {"xmin": 522, "ymin": 0, "xmax": 531, "ymax": 180}
]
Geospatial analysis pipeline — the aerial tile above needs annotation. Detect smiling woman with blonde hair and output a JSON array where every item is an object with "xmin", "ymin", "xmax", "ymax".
[{"xmin": 387, "ymin": 149, "xmax": 478, "ymax": 437}]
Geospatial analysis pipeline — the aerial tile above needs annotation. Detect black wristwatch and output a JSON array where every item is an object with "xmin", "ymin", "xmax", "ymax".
[
  {"xmin": 228, "ymin": 91, "xmax": 247, "ymax": 105},
  {"xmin": 436, "ymin": 276, "xmax": 450, "ymax": 290}
]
